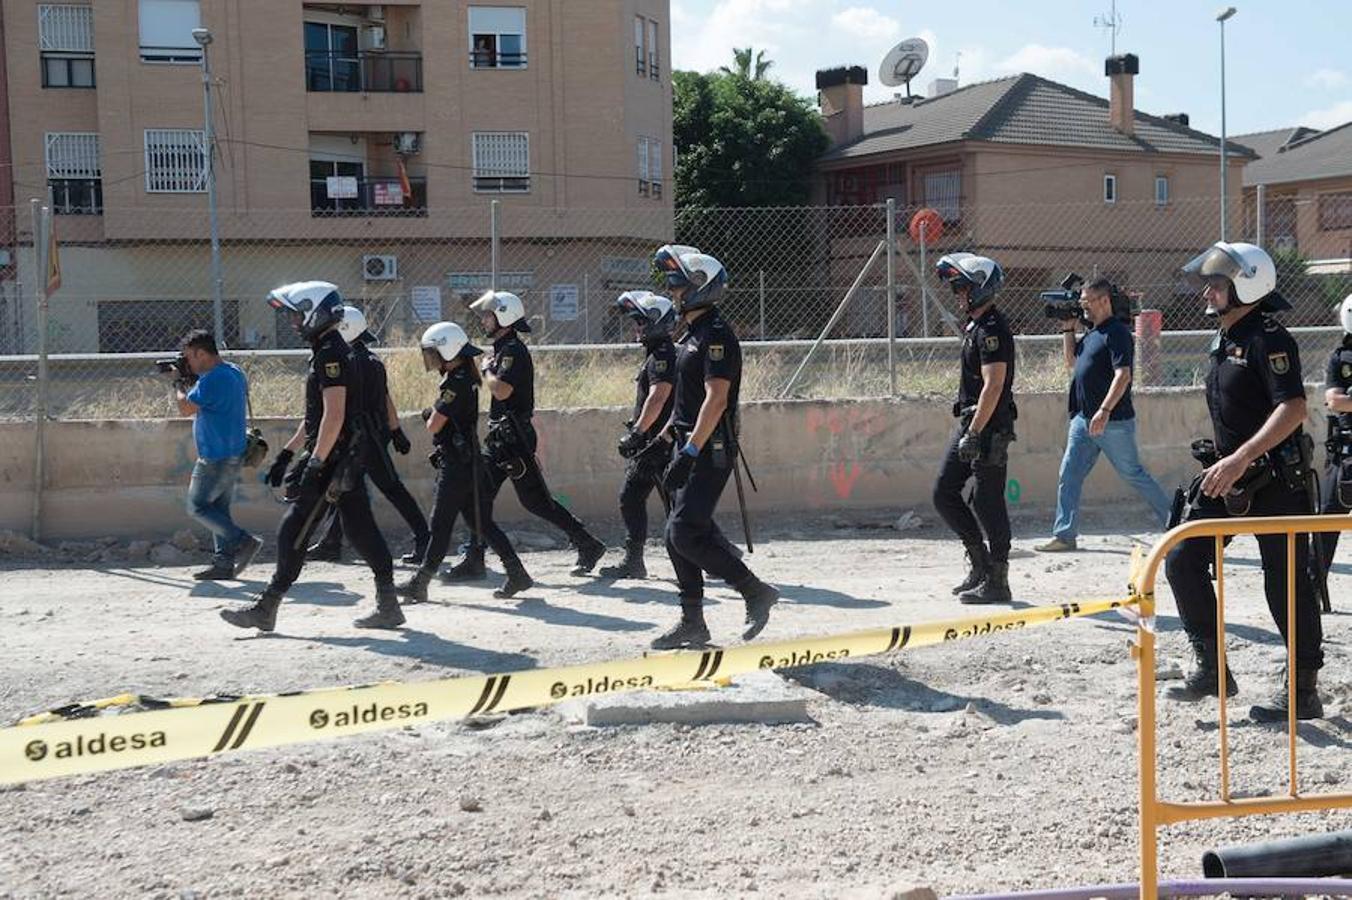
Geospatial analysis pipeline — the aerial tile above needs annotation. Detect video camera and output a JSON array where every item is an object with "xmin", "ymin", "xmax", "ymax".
[
  {"xmin": 1041, "ymin": 272, "xmax": 1135, "ymax": 324},
  {"xmin": 154, "ymin": 353, "xmax": 197, "ymax": 386}
]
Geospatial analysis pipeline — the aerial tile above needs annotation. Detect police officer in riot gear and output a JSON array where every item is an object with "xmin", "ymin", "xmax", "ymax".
[
  {"xmin": 308, "ymin": 306, "xmax": 430, "ymax": 565},
  {"xmin": 442, "ymin": 290, "xmax": 607, "ymax": 581},
  {"xmin": 222, "ymin": 282, "xmax": 404, "ymax": 632},
  {"xmin": 648, "ymin": 245, "xmax": 778, "ymax": 650},
  {"xmin": 598, "ymin": 291, "xmax": 677, "ymax": 580},
  {"xmin": 932, "ymin": 252, "xmax": 1017, "ymax": 605},
  {"xmin": 1165, "ymin": 242, "xmax": 1324, "ymax": 721},
  {"xmin": 1314, "ymin": 293, "xmax": 1352, "ymax": 588},
  {"xmin": 395, "ymin": 322, "xmax": 533, "ymax": 603}
]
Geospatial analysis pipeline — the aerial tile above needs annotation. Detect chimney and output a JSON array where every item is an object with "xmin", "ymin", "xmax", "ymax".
[
  {"xmin": 1163, "ymin": 112, "xmax": 1189, "ymax": 127},
  {"xmin": 816, "ymin": 66, "xmax": 868, "ymax": 145},
  {"xmin": 1105, "ymin": 53, "xmax": 1139, "ymax": 136},
  {"xmin": 927, "ymin": 77, "xmax": 957, "ymax": 99}
]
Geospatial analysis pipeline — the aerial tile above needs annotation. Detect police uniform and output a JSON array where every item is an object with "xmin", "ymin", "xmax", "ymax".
[
  {"xmin": 479, "ymin": 330, "xmax": 602, "ymax": 551},
  {"xmin": 268, "ymin": 330, "xmax": 395, "ymax": 596},
  {"xmin": 932, "ymin": 305, "xmax": 1017, "ymax": 565},
  {"xmin": 665, "ymin": 307, "xmax": 756, "ymax": 600},
  {"xmin": 314, "ymin": 338, "xmax": 429, "ymax": 555},
  {"xmin": 1315, "ymin": 338, "xmax": 1352, "ymax": 575},
  {"xmin": 618, "ymin": 337, "xmax": 677, "ymax": 543},
  {"xmin": 1164, "ymin": 311, "xmax": 1324, "ymax": 673},
  {"xmin": 418, "ymin": 364, "xmax": 526, "ymax": 580}
]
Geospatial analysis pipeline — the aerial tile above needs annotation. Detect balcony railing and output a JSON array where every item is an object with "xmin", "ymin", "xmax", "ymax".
[
  {"xmin": 305, "ymin": 50, "xmax": 424, "ymax": 93},
  {"xmin": 470, "ymin": 49, "xmax": 527, "ymax": 69},
  {"xmin": 310, "ymin": 176, "xmax": 427, "ymax": 217},
  {"xmin": 50, "ymin": 178, "xmax": 103, "ymax": 215}
]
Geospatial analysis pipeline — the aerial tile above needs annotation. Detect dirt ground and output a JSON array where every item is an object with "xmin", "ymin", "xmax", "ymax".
[{"xmin": 1, "ymin": 507, "xmax": 1349, "ymax": 899}]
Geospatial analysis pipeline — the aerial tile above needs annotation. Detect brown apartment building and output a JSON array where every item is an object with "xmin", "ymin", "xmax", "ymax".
[
  {"xmin": 1, "ymin": 0, "xmax": 673, "ymax": 352},
  {"xmin": 811, "ymin": 55, "xmax": 1249, "ymax": 333}
]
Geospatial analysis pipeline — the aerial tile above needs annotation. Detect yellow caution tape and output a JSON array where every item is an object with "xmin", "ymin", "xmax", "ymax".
[{"xmin": 0, "ymin": 597, "xmax": 1132, "ymax": 785}]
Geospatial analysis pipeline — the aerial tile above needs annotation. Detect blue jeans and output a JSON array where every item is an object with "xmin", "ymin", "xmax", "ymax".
[
  {"xmin": 1052, "ymin": 414, "xmax": 1172, "ymax": 541},
  {"xmin": 187, "ymin": 457, "xmax": 249, "ymax": 565}
]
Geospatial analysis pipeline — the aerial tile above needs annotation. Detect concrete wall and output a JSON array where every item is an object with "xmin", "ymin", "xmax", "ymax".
[{"xmin": 1, "ymin": 387, "xmax": 1301, "ymax": 544}]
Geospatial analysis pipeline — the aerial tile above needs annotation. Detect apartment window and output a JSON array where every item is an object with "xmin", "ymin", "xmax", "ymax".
[
  {"xmin": 304, "ymin": 21, "xmax": 360, "ymax": 91},
  {"xmin": 144, "ymin": 129, "xmax": 208, "ymax": 192},
  {"xmin": 1103, "ymin": 173, "xmax": 1117, "ymax": 204},
  {"xmin": 46, "ymin": 132, "xmax": 102, "ymax": 214},
  {"xmin": 649, "ymin": 138, "xmax": 663, "ymax": 198},
  {"xmin": 1154, "ymin": 175, "xmax": 1169, "ymax": 206},
  {"xmin": 139, "ymin": 0, "xmax": 202, "ymax": 63},
  {"xmin": 1318, "ymin": 191, "xmax": 1352, "ymax": 231},
  {"xmin": 472, "ymin": 132, "xmax": 529, "ymax": 192},
  {"xmin": 636, "ymin": 137, "xmax": 650, "ymax": 195},
  {"xmin": 647, "ymin": 19, "xmax": 659, "ymax": 79},
  {"xmin": 634, "ymin": 16, "xmax": 645, "ymax": 75},
  {"xmin": 39, "ymin": 5, "xmax": 95, "ymax": 87},
  {"xmin": 922, "ymin": 170, "xmax": 961, "ymax": 222},
  {"xmin": 469, "ymin": 7, "xmax": 526, "ymax": 68}
]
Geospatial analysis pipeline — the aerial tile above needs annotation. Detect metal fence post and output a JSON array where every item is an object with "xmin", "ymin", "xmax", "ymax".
[
  {"xmin": 919, "ymin": 221, "xmax": 930, "ymax": 338},
  {"xmin": 1255, "ymin": 183, "xmax": 1266, "ymax": 247},
  {"xmin": 885, "ymin": 198, "xmax": 897, "ymax": 397},
  {"xmin": 583, "ymin": 273, "xmax": 590, "ymax": 344},
  {"xmin": 758, "ymin": 269, "xmax": 766, "ymax": 340},
  {"xmin": 30, "ymin": 199, "xmax": 50, "ymax": 542},
  {"xmin": 490, "ymin": 199, "xmax": 500, "ymax": 291}
]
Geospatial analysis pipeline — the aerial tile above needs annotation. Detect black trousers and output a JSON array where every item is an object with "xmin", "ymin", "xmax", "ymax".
[
  {"xmin": 482, "ymin": 449, "xmax": 593, "ymax": 546},
  {"xmin": 619, "ymin": 453, "xmax": 668, "ymax": 544},
  {"xmin": 422, "ymin": 458, "xmax": 521, "ymax": 573},
  {"xmin": 269, "ymin": 473, "xmax": 393, "ymax": 595},
  {"xmin": 1164, "ymin": 480, "xmax": 1324, "ymax": 670},
  {"xmin": 665, "ymin": 448, "xmax": 753, "ymax": 601},
  {"xmin": 1315, "ymin": 461, "xmax": 1349, "ymax": 576},
  {"xmin": 317, "ymin": 443, "xmax": 428, "ymax": 549},
  {"xmin": 932, "ymin": 425, "xmax": 1011, "ymax": 562}
]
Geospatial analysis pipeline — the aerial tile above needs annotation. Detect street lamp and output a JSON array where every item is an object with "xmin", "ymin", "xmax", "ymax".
[
  {"xmin": 1216, "ymin": 6, "xmax": 1236, "ymax": 241},
  {"xmin": 193, "ymin": 26, "xmax": 225, "ymax": 347}
]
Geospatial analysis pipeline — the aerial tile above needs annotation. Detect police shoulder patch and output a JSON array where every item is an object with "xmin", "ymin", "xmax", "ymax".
[
  {"xmin": 499, "ymin": 356, "xmax": 514, "ymax": 372},
  {"xmin": 709, "ymin": 344, "xmax": 725, "ymax": 361},
  {"xmin": 1268, "ymin": 351, "xmax": 1290, "ymax": 375},
  {"xmin": 439, "ymin": 388, "xmax": 456, "ymax": 405},
  {"xmin": 1343, "ymin": 363, "xmax": 1352, "ymax": 380},
  {"xmin": 983, "ymin": 335, "xmax": 1000, "ymax": 352},
  {"xmin": 654, "ymin": 360, "xmax": 669, "ymax": 373},
  {"xmin": 324, "ymin": 361, "xmax": 341, "ymax": 379}
]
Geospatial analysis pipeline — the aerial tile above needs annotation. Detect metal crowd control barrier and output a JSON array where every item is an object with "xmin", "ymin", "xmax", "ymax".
[{"xmin": 1131, "ymin": 514, "xmax": 1352, "ymax": 899}]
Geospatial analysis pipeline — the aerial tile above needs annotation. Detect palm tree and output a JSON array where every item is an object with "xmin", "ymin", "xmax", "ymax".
[{"xmin": 719, "ymin": 47, "xmax": 773, "ymax": 80}]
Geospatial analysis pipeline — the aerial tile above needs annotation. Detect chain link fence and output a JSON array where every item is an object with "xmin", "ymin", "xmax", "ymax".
[{"xmin": 1, "ymin": 195, "xmax": 1349, "ymax": 420}]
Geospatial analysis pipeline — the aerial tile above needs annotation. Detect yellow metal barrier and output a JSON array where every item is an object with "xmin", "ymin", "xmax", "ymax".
[{"xmin": 1132, "ymin": 514, "xmax": 1352, "ymax": 899}]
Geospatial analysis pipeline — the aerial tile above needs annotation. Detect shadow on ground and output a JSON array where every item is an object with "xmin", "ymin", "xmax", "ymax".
[
  {"xmin": 275, "ymin": 628, "xmax": 538, "ymax": 672},
  {"xmin": 459, "ymin": 598, "xmax": 655, "ymax": 633}
]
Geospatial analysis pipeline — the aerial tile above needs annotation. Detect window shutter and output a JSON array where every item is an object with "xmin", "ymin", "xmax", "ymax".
[
  {"xmin": 45, "ymin": 133, "xmax": 101, "ymax": 178},
  {"xmin": 39, "ymin": 4, "xmax": 94, "ymax": 53},
  {"xmin": 144, "ymin": 129, "xmax": 208, "ymax": 192}
]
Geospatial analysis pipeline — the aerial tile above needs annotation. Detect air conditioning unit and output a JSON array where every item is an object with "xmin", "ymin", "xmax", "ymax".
[
  {"xmin": 393, "ymin": 132, "xmax": 420, "ymax": 155},
  {"xmin": 365, "ymin": 25, "xmax": 387, "ymax": 51},
  {"xmin": 363, "ymin": 254, "xmax": 399, "ymax": 281},
  {"xmin": 367, "ymin": 5, "xmax": 386, "ymax": 22}
]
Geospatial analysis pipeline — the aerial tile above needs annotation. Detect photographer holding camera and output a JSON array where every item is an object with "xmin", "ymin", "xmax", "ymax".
[
  {"xmin": 1036, "ymin": 277, "xmax": 1171, "ymax": 553},
  {"xmin": 167, "ymin": 330, "xmax": 263, "ymax": 580}
]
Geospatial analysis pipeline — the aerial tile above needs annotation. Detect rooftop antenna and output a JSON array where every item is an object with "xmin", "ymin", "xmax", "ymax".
[
  {"xmin": 879, "ymin": 37, "xmax": 929, "ymax": 100},
  {"xmin": 1094, "ymin": 0, "xmax": 1123, "ymax": 56},
  {"xmin": 953, "ymin": 50, "xmax": 961, "ymax": 83}
]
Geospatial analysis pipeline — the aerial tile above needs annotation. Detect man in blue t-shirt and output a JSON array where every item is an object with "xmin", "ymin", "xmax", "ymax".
[
  {"xmin": 172, "ymin": 330, "xmax": 263, "ymax": 580},
  {"xmin": 1036, "ymin": 278, "xmax": 1171, "ymax": 552}
]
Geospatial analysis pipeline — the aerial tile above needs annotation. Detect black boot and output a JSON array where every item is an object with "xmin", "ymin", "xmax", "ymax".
[
  {"xmin": 220, "ymin": 589, "xmax": 283, "ymax": 632},
  {"xmin": 959, "ymin": 561, "xmax": 1012, "ymax": 605},
  {"xmin": 354, "ymin": 585, "xmax": 406, "ymax": 629},
  {"xmin": 1167, "ymin": 639, "xmax": 1238, "ymax": 700},
  {"xmin": 1250, "ymin": 668, "xmax": 1323, "ymax": 722},
  {"xmin": 570, "ymin": 533, "xmax": 607, "ymax": 576},
  {"xmin": 494, "ymin": 556, "xmax": 534, "ymax": 599},
  {"xmin": 307, "ymin": 541, "xmax": 342, "ymax": 563},
  {"xmin": 952, "ymin": 543, "xmax": 991, "ymax": 596},
  {"xmin": 441, "ymin": 545, "xmax": 486, "ymax": 582},
  {"xmin": 400, "ymin": 532, "xmax": 431, "ymax": 566},
  {"xmin": 395, "ymin": 568, "xmax": 433, "ymax": 605},
  {"xmin": 736, "ymin": 576, "xmax": 780, "ymax": 641},
  {"xmin": 193, "ymin": 563, "xmax": 236, "ymax": 581},
  {"xmin": 598, "ymin": 540, "xmax": 647, "ymax": 580},
  {"xmin": 651, "ymin": 600, "xmax": 711, "ymax": 650}
]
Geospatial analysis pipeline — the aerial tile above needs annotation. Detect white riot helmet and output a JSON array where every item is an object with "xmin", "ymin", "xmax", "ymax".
[
  {"xmin": 420, "ymin": 321, "xmax": 481, "ymax": 371},
  {"xmin": 653, "ymin": 244, "xmax": 727, "ymax": 313},
  {"xmin": 267, "ymin": 281, "xmax": 345, "ymax": 342},
  {"xmin": 616, "ymin": 290, "xmax": 676, "ymax": 343},
  {"xmin": 468, "ymin": 290, "xmax": 531, "ymax": 334},
  {"xmin": 935, "ymin": 252, "xmax": 1004, "ymax": 311},
  {"xmin": 1340, "ymin": 294, "xmax": 1352, "ymax": 336},
  {"xmin": 1181, "ymin": 241, "xmax": 1289, "ymax": 314},
  {"xmin": 336, "ymin": 305, "xmax": 377, "ymax": 345}
]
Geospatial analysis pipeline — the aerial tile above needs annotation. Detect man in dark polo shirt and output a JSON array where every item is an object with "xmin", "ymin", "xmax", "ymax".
[{"xmin": 1037, "ymin": 278, "xmax": 1171, "ymax": 552}]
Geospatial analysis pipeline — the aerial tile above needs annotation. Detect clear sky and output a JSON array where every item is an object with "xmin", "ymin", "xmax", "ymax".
[{"xmin": 669, "ymin": 0, "xmax": 1352, "ymax": 138}]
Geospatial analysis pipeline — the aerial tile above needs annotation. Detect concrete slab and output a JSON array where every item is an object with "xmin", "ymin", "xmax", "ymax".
[{"xmin": 554, "ymin": 670, "xmax": 817, "ymax": 727}]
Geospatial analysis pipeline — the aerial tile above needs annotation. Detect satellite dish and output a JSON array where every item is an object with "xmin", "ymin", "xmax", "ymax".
[{"xmin": 879, "ymin": 38, "xmax": 929, "ymax": 97}]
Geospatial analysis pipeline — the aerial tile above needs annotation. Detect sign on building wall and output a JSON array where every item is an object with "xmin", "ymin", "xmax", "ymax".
[
  {"xmin": 326, "ymin": 176, "xmax": 358, "ymax": 199},
  {"xmin": 373, "ymin": 182, "xmax": 404, "ymax": 206},
  {"xmin": 549, "ymin": 284, "xmax": 580, "ymax": 321},
  {"xmin": 601, "ymin": 256, "xmax": 649, "ymax": 277},
  {"xmin": 448, "ymin": 272, "xmax": 535, "ymax": 293},
  {"xmin": 410, "ymin": 285, "xmax": 442, "ymax": 323}
]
